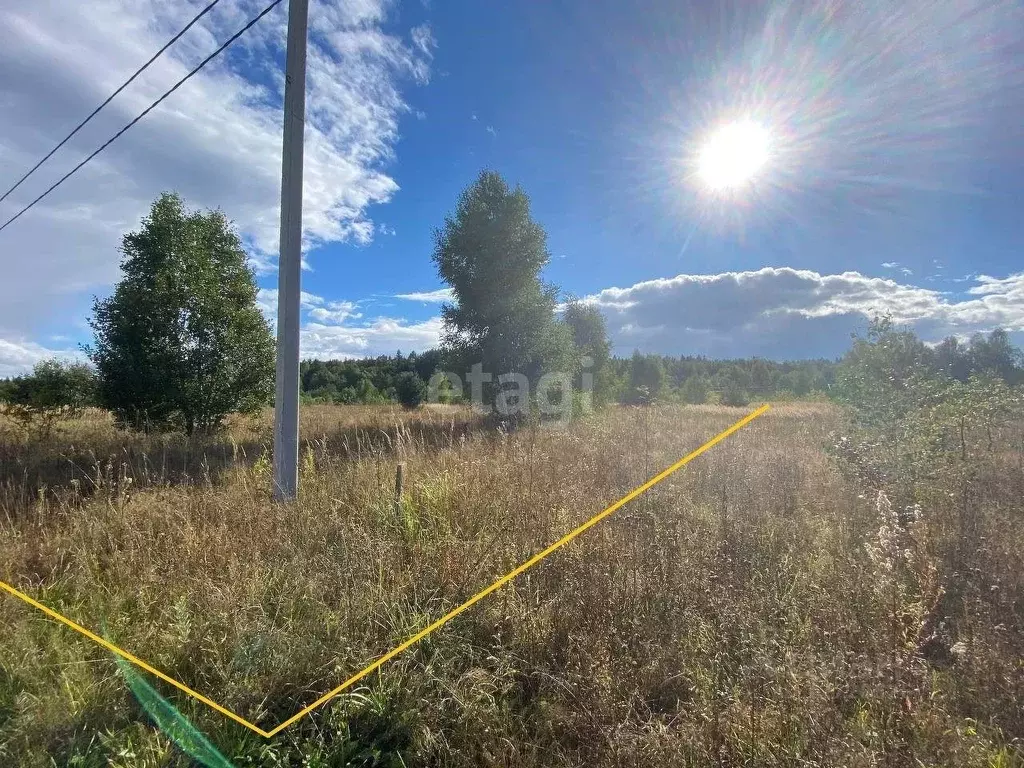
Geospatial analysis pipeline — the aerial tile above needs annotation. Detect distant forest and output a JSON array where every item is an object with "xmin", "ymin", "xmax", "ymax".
[
  {"xmin": 298, "ymin": 350, "xmax": 836, "ymax": 407},
  {"xmin": 4, "ymin": 328, "xmax": 1020, "ymax": 415},
  {"xmin": 299, "ymin": 327, "xmax": 1022, "ymax": 407}
]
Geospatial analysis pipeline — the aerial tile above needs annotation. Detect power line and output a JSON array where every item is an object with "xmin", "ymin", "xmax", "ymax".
[
  {"xmin": 0, "ymin": 0, "xmax": 224, "ymax": 205},
  {"xmin": 0, "ymin": 0, "xmax": 285, "ymax": 235}
]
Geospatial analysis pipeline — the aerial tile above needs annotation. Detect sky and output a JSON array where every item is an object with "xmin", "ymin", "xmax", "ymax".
[{"xmin": 1, "ymin": 0, "xmax": 1023, "ymax": 376}]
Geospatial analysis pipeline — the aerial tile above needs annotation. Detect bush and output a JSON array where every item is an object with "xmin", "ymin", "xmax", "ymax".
[
  {"xmin": 0, "ymin": 359, "xmax": 97, "ymax": 437},
  {"xmin": 394, "ymin": 371, "xmax": 427, "ymax": 409},
  {"xmin": 626, "ymin": 352, "xmax": 665, "ymax": 404},
  {"xmin": 679, "ymin": 376, "xmax": 708, "ymax": 404},
  {"xmin": 720, "ymin": 383, "xmax": 750, "ymax": 407}
]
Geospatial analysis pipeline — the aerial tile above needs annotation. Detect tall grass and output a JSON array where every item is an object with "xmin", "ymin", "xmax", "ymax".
[{"xmin": 0, "ymin": 403, "xmax": 1020, "ymax": 766}]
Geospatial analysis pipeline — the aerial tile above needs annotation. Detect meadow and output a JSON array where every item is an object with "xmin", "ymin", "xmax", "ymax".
[{"xmin": 0, "ymin": 402, "xmax": 1021, "ymax": 766}]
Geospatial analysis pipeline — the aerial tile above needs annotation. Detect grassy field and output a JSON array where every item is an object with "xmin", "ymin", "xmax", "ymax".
[{"xmin": 0, "ymin": 402, "xmax": 1021, "ymax": 766}]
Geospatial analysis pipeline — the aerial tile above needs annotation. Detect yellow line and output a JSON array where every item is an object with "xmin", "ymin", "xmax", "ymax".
[
  {"xmin": 0, "ymin": 579, "xmax": 272, "ymax": 737},
  {"xmin": 1, "ymin": 404, "xmax": 769, "ymax": 738}
]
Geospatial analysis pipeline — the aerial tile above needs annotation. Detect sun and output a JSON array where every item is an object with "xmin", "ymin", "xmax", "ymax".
[{"xmin": 696, "ymin": 119, "xmax": 771, "ymax": 191}]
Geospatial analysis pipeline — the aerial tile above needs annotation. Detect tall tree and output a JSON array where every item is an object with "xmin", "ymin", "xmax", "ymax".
[
  {"xmin": 562, "ymin": 299, "xmax": 612, "ymax": 406},
  {"xmin": 968, "ymin": 329, "xmax": 1022, "ymax": 383},
  {"xmin": 87, "ymin": 193, "xmax": 274, "ymax": 433},
  {"xmin": 627, "ymin": 351, "xmax": 665, "ymax": 404},
  {"xmin": 433, "ymin": 171, "xmax": 572, "ymax": 402}
]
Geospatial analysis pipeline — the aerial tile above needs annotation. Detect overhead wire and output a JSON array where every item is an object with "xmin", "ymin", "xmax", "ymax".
[
  {"xmin": 0, "ymin": 0, "xmax": 286, "ymax": 234},
  {"xmin": 0, "ymin": 0, "xmax": 224, "ymax": 204}
]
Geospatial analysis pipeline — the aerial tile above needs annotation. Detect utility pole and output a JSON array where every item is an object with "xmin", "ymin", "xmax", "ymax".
[{"xmin": 273, "ymin": 0, "xmax": 309, "ymax": 502}]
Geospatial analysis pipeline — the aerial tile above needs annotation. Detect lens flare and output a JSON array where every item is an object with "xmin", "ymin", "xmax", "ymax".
[
  {"xmin": 617, "ymin": 0, "xmax": 1024, "ymax": 243},
  {"xmin": 697, "ymin": 120, "xmax": 771, "ymax": 190}
]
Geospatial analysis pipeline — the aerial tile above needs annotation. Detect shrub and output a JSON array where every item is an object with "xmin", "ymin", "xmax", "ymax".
[
  {"xmin": 626, "ymin": 352, "xmax": 665, "ymax": 404},
  {"xmin": 720, "ymin": 383, "xmax": 749, "ymax": 407},
  {"xmin": 679, "ymin": 376, "xmax": 709, "ymax": 404},
  {"xmin": 0, "ymin": 359, "xmax": 97, "ymax": 437},
  {"xmin": 394, "ymin": 371, "xmax": 427, "ymax": 409}
]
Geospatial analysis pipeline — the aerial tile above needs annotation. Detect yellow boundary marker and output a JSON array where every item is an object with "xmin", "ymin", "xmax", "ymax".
[{"xmin": 1, "ymin": 403, "xmax": 769, "ymax": 738}]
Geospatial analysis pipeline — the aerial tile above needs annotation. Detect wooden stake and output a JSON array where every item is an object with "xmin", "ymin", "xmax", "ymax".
[{"xmin": 394, "ymin": 462, "xmax": 405, "ymax": 516}]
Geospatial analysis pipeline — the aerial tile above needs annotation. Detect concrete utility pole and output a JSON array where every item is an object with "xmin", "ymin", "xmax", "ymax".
[{"xmin": 273, "ymin": 0, "xmax": 309, "ymax": 502}]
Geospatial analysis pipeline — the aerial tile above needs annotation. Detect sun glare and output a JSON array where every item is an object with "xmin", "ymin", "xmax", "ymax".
[{"xmin": 696, "ymin": 119, "xmax": 771, "ymax": 191}]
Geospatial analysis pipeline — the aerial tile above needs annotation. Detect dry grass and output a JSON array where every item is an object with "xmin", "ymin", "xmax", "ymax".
[{"xmin": 0, "ymin": 402, "xmax": 1021, "ymax": 766}]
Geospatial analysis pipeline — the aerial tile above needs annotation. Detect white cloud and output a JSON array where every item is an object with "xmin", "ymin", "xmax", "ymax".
[
  {"xmin": 259, "ymin": 287, "xmax": 443, "ymax": 359},
  {"xmin": 584, "ymin": 268, "xmax": 1024, "ymax": 359},
  {"xmin": 0, "ymin": 0, "xmax": 432, "ymax": 339},
  {"xmin": 308, "ymin": 301, "xmax": 361, "ymax": 324},
  {"xmin": 248, "ymin": 284, "xmax": 444, "ymax": 364},
  {"xmin": 881, "ymin": 262, "xmax": 900, "ymax": 268},
  {"xmin": 394, "ymin": 287, "xmax": 453, "ymax": 302},
  {"xmin": 257, "ymin": 287, "xmax": 362, "ymax": 326},
  {"xmin": 410, "ymin": 24, "xmax": 436, "ymax": 58},
  {"xmin": 968, "ymin": 274, "xmax": 1024, "ymax": 297},
  {"xmin": 301, "ymin": 316, "xmax": 442, "ymax": 358},
  {"xmin": 0, "ymin": 338, "xmax": 84, "ymax": 378},
  {"xmin": 257, "ymin": 284, "xmax": 437, "ymax": 359},
  {"xmin": 256, "ymin": 287, "xmax": 340, "ymax": 320}
]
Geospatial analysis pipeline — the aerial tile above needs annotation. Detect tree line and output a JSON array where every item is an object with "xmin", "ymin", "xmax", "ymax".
[
  {"xmin": 292, "ymin": 351, "xmax": 838, "ymax": 407},
  {"xmin": 300, "ymin": 352, "xmax": 441, "ymax": 407},
  {"xmin": 6, "ymin": 322, "xmax": 1021, "ymax": 425}
]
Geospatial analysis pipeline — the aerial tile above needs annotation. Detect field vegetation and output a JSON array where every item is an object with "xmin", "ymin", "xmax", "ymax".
[{"xmin": 0, "ymin": 390, "xmax": 1021, "ymax": 766}]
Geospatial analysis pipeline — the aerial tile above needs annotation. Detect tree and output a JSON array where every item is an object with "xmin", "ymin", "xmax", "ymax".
[
  {"xmin": 781, "ymin": 368, "xmax": 813, "ymax": 397},
  {"xmin": 968, "ymin": 329, "xmax": 1022, "ymax": 383},
  {"xmin": 833, "ymin": 317, "xmax": 954, "ymax": 499},
  {"xmin": 411, "ymin": 349, "xmax": 442, "ymax": 383},
  {"xmin": 562, "ymin": 299, "xmax": 612, "ymax": 406},
  {"xmin": 0, "ymin": 359, "xmax": 97, "ymax": 437},
  {"xmin": 720, "ymin": 382, "xmax": 750, "ymax": 407},
  {"xmin": 834, "ymin": 316, "xmax": 937, "ymax": 428},
  {"xmin": 627, "ymin": 351, "xmax": 665, "ymax": 404},
  {"xmin": 87, "ymin": 193, "xmax": 274, "ymax": 433},
  {"xmin": 748, "ymin": 359, "xmax": 775, "ymax": 394},
  {"xmin": 394, "ymin": 371, "xmax": 427, "ymax": 409},
  {"xmin": 433, "ymin": 171, "xmax": 573, "ymax": 406},
  {"xmin": 933, "ymin": 336, "xmax": 971, "ymax": 382},
  {"xmin": 679, "ymin": 375, "xmax": 708, "ymax": 404}
]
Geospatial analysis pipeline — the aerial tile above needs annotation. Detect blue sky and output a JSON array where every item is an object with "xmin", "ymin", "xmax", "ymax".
[{"xmin": 1, "ymin": 0, "xmax": 1022, "ymax": 374}]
